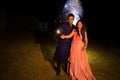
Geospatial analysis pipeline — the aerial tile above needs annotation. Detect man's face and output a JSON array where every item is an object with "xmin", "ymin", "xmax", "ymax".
[{"xmin": 68, "ymin": 16, "xmax": 74, "ymax": 25}]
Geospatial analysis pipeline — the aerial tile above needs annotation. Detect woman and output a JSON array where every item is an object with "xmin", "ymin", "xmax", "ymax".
[{"xmin": 61, "ymin": 19, "xmax": 96, "ymax": 80}]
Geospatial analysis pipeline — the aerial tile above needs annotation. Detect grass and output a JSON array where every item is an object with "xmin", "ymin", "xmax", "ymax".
[
  {"xmin": 0, "ymin": 30, "xmax": 120, "ymax": 80},
  {"xmin": 90, "ymin": 42, "xmax": 120, "ymax": 80},
  {"xmin": 39, "ymin": 32, "xmax": 120, "ymax": 80}
]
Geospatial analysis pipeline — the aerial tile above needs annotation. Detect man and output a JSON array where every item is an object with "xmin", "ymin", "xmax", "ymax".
[{"xmin": 53, "ymin": 13, "xmax": 76, "ymax": 76}]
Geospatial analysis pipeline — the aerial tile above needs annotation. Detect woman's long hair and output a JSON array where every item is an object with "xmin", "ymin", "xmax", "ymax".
[{"xmin": 76, "ymin": 19, "xmax": 87, "ymax": 44}]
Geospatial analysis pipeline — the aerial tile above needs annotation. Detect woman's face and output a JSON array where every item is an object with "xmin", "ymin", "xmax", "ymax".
[{"xmin": 77, "ymin": 21, "xmax": 82, "ymax": 29}]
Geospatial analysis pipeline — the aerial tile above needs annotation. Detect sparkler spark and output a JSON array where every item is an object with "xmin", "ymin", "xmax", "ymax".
[{"xmin": 57, "ymin": 29, "xmax": 60, "ymax": 34}]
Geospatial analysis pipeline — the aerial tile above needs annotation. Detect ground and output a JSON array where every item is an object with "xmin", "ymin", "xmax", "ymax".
[{"xmin": 0, "ymin": 28, "xmax": 120, "ymax": 80}]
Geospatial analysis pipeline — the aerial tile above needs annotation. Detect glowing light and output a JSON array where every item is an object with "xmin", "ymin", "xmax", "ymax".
[
  {"xmin": 58, "ymin": 0, "xmax": 83, "ymax": 25},
  {"xmin": 57, "ymin": 29, "xmax": 60, "ymax": 34},
  {"xmin": 55, "ymin": 28, "xmax": 62, "ymax": 35}
]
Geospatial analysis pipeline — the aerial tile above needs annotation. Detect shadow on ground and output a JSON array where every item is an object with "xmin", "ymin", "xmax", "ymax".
[{"xmin": 34, "ymin": 31, "xmax": 58, "ymax": 74}]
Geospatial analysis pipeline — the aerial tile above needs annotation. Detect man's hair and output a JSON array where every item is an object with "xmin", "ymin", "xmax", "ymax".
[{"xmin": 67, "ymin": 13, "xmax": 74, "ymax": 18}]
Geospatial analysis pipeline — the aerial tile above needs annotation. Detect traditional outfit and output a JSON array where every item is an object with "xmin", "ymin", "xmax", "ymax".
[
  {"xmin": 53, "ymin": 22, "xmax": 76, "ymax": 75},
  {"xmin": 68, "ymin": 31, "xmax": 96, "ymax": 80}
]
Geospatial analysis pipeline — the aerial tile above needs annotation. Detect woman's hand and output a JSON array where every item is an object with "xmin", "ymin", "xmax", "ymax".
[
  {"xmin": 60, "ymin": 34, "xmax": 65, "ymax": 39},
  {"xmin": 82, "ymin": 46, "xmax": 87, "ymax": 51}
]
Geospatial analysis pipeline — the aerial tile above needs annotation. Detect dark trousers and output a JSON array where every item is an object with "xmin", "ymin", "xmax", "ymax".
[{"xmin": 56, "ymin": 62, "xmax": 68, "ymax": 76}]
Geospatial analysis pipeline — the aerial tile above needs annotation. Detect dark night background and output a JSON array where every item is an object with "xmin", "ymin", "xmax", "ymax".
[
  {"xmin": 0, "ymin": 0, "xmax": 119, "ymax": 47},
  {"xmin": 0, "ymin": 0, "xmax": 120, "ymax": 80}
]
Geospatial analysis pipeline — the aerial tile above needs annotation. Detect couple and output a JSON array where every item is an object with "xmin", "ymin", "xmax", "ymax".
[{"xmin": 53, "ymin": 14, "xmax": 96, "ymax": 80}]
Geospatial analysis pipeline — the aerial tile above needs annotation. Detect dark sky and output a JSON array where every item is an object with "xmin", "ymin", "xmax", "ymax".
[
  {"xmin": 0, "ymin": 0, "xmax": 119, "ymax": 45},
  {"xmin": 0, "ymin": 0, "xmax": 118, "ymax": 22},
  {"xmin": 0, "ymin": 0, "xmax": 107, "ymax": 19},
  {"xmin": 0, "ymin": 0, "xmax": 119, "ymax": 30},
  {"xmin": 0, "ymin": 0, "xmax": 66, "ymax": 21}
]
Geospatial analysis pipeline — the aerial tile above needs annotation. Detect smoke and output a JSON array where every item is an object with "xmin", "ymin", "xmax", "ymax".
[{"xmin": 59, "ymin": 0, "xmax": 83, "ymax": 25}]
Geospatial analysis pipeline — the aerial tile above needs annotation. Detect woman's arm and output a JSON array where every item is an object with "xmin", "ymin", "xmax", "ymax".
[
  {"xmin": 84, "ymin": 31, "xmax": 88, "ymax": 48},
  {"xmin": 60, "ymin": 29, "xmax": 75, "ymax": 39}
]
